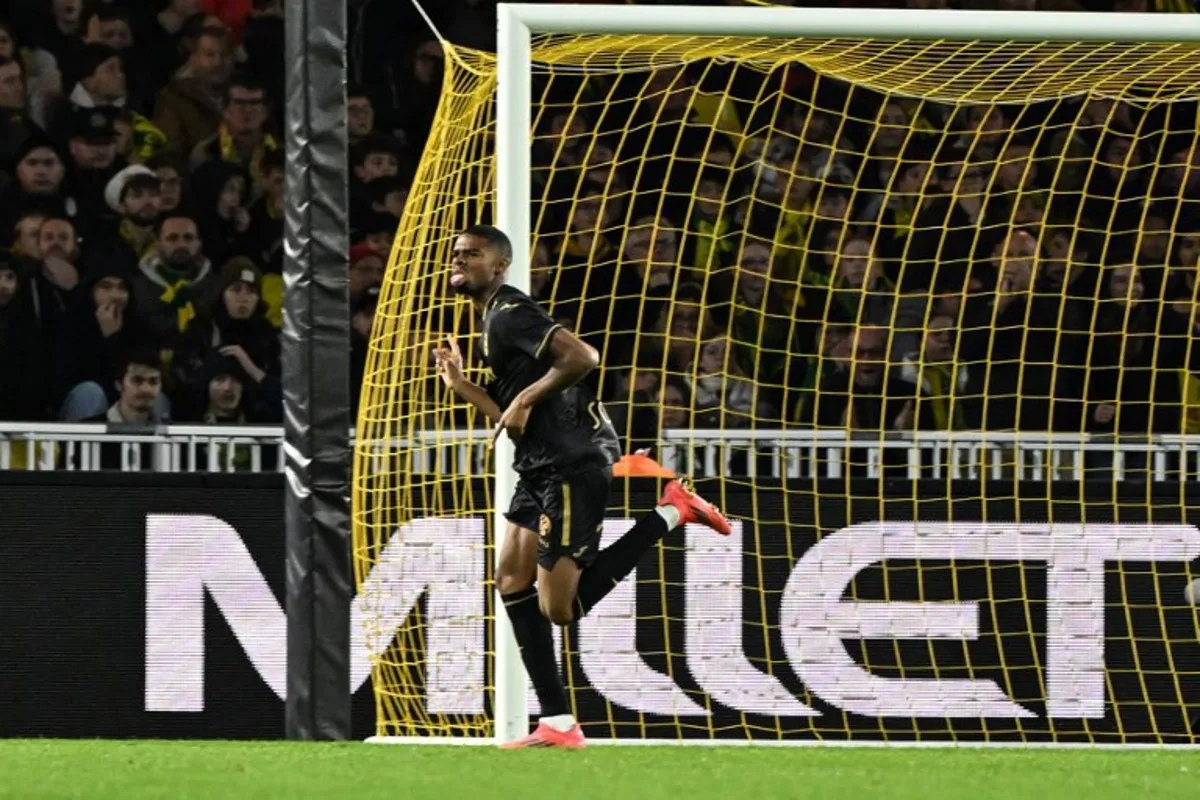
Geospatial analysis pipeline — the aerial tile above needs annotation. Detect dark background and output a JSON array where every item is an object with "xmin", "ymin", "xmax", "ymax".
[{"xmin": 0, "ymin": 473, "xmax": 1196, "ymax": 742}]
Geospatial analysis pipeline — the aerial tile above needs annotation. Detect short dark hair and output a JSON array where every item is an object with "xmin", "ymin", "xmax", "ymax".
[
  {"xmin": 347, "ymin": 82, "xmax": 370, "ymax": 101},
  {"xmin": 460, "ymin": 224, "xmax": 512, "ymax": 262},
  {"xmin": 350, "ymin": 133, "xmax": 401, "ymax": 168},
  {"xmin": 222, "ymin": 73, "xmax": 268, "ymax": 105},
  {"xmin": 115, "ymin": 348, "xmax": 161, "ymax": 382},
  {"xmin": 155, "ymin": 212, "xmax": 198, "ymax": 235}
]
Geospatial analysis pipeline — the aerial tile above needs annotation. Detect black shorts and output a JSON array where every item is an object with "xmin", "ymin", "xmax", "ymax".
[{"xmin": 505, "ymin": 465, "xmax": 611, "ymax": 570}]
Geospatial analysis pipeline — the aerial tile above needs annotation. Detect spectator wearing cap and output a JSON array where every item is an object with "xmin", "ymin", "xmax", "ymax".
[
  {"xmin": 349, "ymin": 242, "xmax": 385, "ymax": 297},
  {"xmin": 153, "ymin": 25, "xmax": 229, "ymax": 157},
  {"xmin": 131, "ymin": 212, "xmax": 219, "ymax": 346},
  {"xmin": 62, "ymin": 105, "xmax": 120, "ymax": 238},
  {"xmin": 64, "ymin": 43, "xmax": 123, "ymax": 110},
  {"xmin": 56, "ymin": 261, "xmax": 154, "ymax": 421},
  {"xmin": 189, "ymin": 159, "xmax": 256, "ymax": 266},
  {"xmin": 350, "ymin": 283, "xmax": 380, "ymax": 415},
  {"xmin": 189, "ymin": 73, "xmax": 278, "ymax": 197},
  {"xmin": 77, "ymin": 5, "xmax": 156, "ymax": 113},
  {"xmin": 173, "ymin": 255, "xmax": 278, "ymax": 396},
  {"xmin": 84, "ymin": 165, "xmax": 162, "ymax": 275}
]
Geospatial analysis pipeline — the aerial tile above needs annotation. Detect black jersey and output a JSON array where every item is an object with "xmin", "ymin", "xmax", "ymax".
[{"xmin": 480, "ymin": 285, "xmax": 621, "ymax": 475}]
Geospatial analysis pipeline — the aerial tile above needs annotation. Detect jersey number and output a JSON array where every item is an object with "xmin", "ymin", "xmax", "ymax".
[{"xmin": 587, "ymin": 400, "xmax": 613, "ymax": 431}]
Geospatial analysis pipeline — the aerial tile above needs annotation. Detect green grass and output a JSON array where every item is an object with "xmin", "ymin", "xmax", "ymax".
[{"xmin": 0, "ymin": 740, "xmax": 1196, "ymax": 799}]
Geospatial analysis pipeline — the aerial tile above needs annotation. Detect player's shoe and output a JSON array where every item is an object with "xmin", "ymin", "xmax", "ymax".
[
  {"xmin": 660, "ymin": 479, "xmax": 733, "ymax": 536},
  {"xmin": 500, "ymin": 720, "xmax": 587, "ymax": 749}
]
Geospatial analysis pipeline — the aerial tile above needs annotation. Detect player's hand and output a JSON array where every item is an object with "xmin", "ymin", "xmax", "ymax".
[
  {"xmin": 432, "ymin": 335, "xmax": 465, "ymax": 390},
  {"xmin": 490, "ymin": 397, "xmax": 532, "ymax": 447}
]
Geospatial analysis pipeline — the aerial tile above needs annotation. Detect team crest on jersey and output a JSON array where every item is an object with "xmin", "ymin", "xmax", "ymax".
[{"xmin": 538, "ymin": 514, "xmax": 552, "ymax": 541}]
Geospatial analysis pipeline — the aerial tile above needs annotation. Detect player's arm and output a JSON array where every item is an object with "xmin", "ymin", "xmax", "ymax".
[
  {"xmin": 513, "ymin": 327, "xmax": 599, "ymax": 409},
  {"xmin": 492, "ymin": 327, "xmax": 598, "ymax": 444},
  {"xmin": 432, "ymin": 336, "xmax": 503, "ymax": 424}
]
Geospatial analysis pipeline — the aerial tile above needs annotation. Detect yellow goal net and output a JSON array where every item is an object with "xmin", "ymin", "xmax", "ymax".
[{"xmin": 354, "ymin": 9, "xmax": 1200, "ymax": 745}]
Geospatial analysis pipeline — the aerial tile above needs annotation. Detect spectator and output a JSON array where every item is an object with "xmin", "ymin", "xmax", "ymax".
[
  {"xmin": 0, "ymin": 54, "xmax": 39, "ymax": 168},
  {"xmin": 84, "ymin": 348, "xmax": 166, "ymax": 425},
  {"xmin": 153, "ymin": 25, "xmax": 228, "ymax": 157},
  {"xmin": 174, "ymin": 256, "xmax": 277, "ymax": 396},
  {"xmin": 62, "ymin": 106, "xmax": 120, "ymax": 234},
  {"xmin": 85, "ymin": 165, "xmax": 162, "ymax": 275},
  {"xmin": 351, "ymin": 133, "xmax": 401, "ymax": 184},
  {"xmin": 190, "ymin": 346, "xmax": 282, "ymax": 427},
  {"xmin": 350, "ymin": 243, "xmax": 386, "ymax": 297},
  {"xmin": 354, "ymin": 211, "xmax": 397, "ymax": 257},
  {"xmin": 347, "ymin": 83, "xmax": 376, "ymax": 146},
  {"xmin": 0, "ymin": 254, "xmax": 49, "ymax": 421},
  {"xmin": 189, "ymin": 158, "xmax": 255, "ymax": 265},
  {"xmin": 686, "ymin": 333, "xmax": 756, "ymax": 429},
  {"xmin": 385, "ymin": 39, "xmax": 443, "ymax": 151},
  {"xmin": 247, "ymin": 147, "xmax": 284, "ymax": 264},
  {"xmin": 130, "ymin": 212, "xmax": 219, "ymax": 346},
  {"xmin": 802, "ymin": 324, "xmax": 911, "ymax": 431},
  {"xmin": 189, "ymin": 73, "xmax": 278, "ymax": 195},
  {"xmin": 11, "ymin": 211, "xmax": 46, "ymax": 260},
  {"xmin": 1087, "ymin": 264, "xmax": 1160, "ymax": 435},
  {"xmin": 655, "ymin": 375, "xmax": 693, "ymax": 431},
  {"xmin": 144, "ymin": 0, "xmax": 205, "ymax": 88},
  {"xmin": 56, "ymin": 263, "xmax": 153, "ymax": 421},
  {"xmin": 959, "ymin": 228, "xmax": 1074, "ymax": 431},
  {"xmin": 241, "ymin": 0, "xmax": 285, "ymax": 133},
  {"xmin": 63, "ymin": 43, "xmax": 123, "ymax": 110},
  {"xmin": 364, "ymin": 175, "xmax": 408, "ymax": 221},
  {"xmin": 146, "ymin": 153, "xmax": 186, "ymax": 213},
  {"xmin": 29, "ymin": 216, "xmax": 80, "ymax": 345},
  {"xmin": 897, "ymin": 313, "xmax": 982, "ymax": 430}
]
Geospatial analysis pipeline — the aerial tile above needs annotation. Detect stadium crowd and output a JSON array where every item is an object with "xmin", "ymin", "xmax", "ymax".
[{"xmin": 0, "ymin": 0, "xmax": 1198, "ymax": 459}]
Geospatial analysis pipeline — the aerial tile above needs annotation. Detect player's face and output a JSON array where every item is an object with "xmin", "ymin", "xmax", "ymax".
[{"xmin": 449, "ymin": 234, "xmax": 506, "ymax": 297}]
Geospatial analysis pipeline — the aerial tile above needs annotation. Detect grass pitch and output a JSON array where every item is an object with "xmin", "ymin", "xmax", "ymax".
[{"xmin": 0, "ymin": 740, "xmax": 1195, "ymax": 799}]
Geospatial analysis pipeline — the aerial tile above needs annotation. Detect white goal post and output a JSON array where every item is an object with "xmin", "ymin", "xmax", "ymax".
[{"xmin": 480, "ymin": 3, "xmax": 1200, "ymax": 747}]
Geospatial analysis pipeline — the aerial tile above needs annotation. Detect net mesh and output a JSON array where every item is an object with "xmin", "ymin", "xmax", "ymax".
[{"xmin": 353, "ymin": 31, "xmax": 1200, "ymax": 743}]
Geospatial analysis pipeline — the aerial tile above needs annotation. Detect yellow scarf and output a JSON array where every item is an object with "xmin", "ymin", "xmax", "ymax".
[
  {"xmin": 219, "ymin": 125, "xmax": 279, "ymax": 187},
  {"xmin": 119, "ymin": 219, "xmax": 157, "ymax": 259},
  {"xmin": 921, "ymin": 363, "xmax": 966, "ymax": 431},
  {"xmin": 158, "ymin": 279, "xmax": 198, "ymax": 333}
]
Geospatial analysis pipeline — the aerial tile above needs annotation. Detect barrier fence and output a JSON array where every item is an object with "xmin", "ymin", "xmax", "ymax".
[{"xmin": 7, "ymin": 424, "xmax": 1200, "ymax": 481}]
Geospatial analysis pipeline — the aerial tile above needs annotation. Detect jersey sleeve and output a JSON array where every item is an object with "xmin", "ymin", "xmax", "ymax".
[{"xmin": 491, "ymin": 299, "xmax": 562, "ymax": 361}]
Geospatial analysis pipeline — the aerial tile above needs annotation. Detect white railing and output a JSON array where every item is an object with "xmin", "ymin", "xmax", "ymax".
[{"xmin": 4, "ymin": 423, "xmax": 1200, "ymax": 480}]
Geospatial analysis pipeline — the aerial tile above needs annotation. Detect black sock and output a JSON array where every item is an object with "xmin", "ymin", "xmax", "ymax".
[
  {"xmin": 501, "ymin": 586, "xmax": 570, "ymax": 718},
  {"xmin": 574, "ymin": 511, "xmax": 671, "ymax": 619}
]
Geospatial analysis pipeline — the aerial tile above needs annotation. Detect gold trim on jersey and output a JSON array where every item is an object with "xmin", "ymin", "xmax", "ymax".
[
  {"xmin": 562, "ymin": 482, "xmax": 572, "ymax": 548},
  {"xmin": 535, "ymin": 323, "xmax": 563, "ymax": 359}
]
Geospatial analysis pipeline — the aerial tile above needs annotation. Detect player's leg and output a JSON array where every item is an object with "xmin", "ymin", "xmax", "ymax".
[
  {"xmin": 572, "ymin": 478, "xmax": 731, "ymax": 621},
  {"xmin": 496, "ymin": 486, "xmax": 574, "ymax": 742}
]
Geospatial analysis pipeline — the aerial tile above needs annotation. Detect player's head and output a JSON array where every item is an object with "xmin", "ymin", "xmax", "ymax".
[{"xmin": 450, "ymin": 224, "xmax": 512, "ymax": 298}]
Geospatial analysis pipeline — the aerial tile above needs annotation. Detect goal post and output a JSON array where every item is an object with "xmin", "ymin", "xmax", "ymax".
[{"xmin": 356, "ymin": 3, "xmax": 1200, "ymax": 747}]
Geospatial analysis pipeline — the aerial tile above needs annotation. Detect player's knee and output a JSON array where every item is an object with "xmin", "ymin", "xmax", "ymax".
[
  {"xmin": 544, "ymin": 600, "xmax": 575, "ymax": 626},
  {"xmin": 496, "ymin": 569, "xmax": 534, "ymax": 596}
]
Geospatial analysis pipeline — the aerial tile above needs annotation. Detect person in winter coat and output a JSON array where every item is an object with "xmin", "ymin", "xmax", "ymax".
[
  {"xmin": 129, "ymin": 212, "xmax": 219, "ymax": 348},
  {"xmin": 56, "ymin": 262, "xmax": 155, "ymax": 421},
  {"xmin": 0, "ymin": 255, "xmax": 51, "ymax": 421},
  {"xmin": 171, "ymin": 256, "xmax": 277, "ymax": 417}
]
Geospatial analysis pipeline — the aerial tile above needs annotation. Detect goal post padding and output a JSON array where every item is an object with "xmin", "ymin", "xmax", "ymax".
[{"xmin": 353, "ymin": 6, "xmax": 1200, "ymax": 745}]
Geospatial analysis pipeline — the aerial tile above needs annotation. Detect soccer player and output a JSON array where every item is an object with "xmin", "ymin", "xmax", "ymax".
[{"xmin": 433, "ymin": 224, "xmax": 731, "ymax": 749}]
